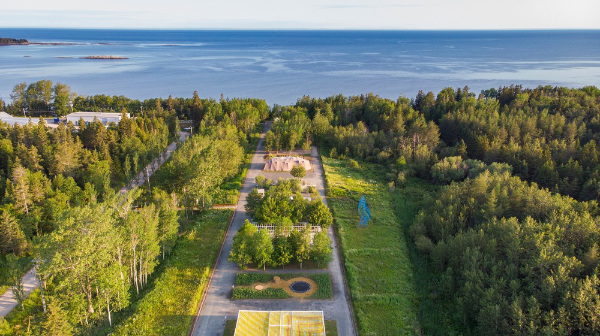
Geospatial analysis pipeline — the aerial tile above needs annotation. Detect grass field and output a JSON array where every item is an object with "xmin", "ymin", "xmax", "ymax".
[
  {"xmin": 111, "ymin": 210, "xmax": 232, "ymax": 336},
  {"xmin": 232, "ymin": 272, "xmax": 332, "ymax": 299},
  {"xmin": 322, "ymin": 156, "xmax": 426, "ymax": 335}
]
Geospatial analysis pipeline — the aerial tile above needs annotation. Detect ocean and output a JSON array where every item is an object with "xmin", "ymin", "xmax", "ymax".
[{"xmin": 0, "ymin": 29, "xmax": 599, "ymax": 105}]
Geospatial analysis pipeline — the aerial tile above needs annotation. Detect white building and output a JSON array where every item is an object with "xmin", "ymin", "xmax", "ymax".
[
  {"xmin": 0, "ymin": 112, "xmax": 42, "ymax": 126},
  {"xmin": 66, "ymin": 112, "xmax": 128, "ymax": 126}
]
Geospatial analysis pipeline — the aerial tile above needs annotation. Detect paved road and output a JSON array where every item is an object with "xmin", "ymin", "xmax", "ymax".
[
  {"xmin": 0, "ymin": 268, "xmax": 39, "ymax": 318},
  {"xmin": 191, "ymin": 122, "xmax": 356, "ymax": 336},
  {"xmin": 0, "ymin": 131, "xmax": 190, "ymax": 319}
]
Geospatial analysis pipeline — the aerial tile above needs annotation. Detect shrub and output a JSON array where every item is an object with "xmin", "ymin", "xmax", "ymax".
[
  {"xmin": 430, "ymin": 156, "xmax": 468, "ymax": 183},
  {"xmin": 396, "ymin": 171, "xmax": 406, "ymax": 186},
  {"xmin": 388, "ymin": 181, "xmax": 395, "ymax": 191},
  {"xmin": 290, "ymin": 165, "xmax": 306, "ymax": 179},
  {"xmin": 348, "ymin": 159, "xmax": 360, "ymax": 168},
  {"xmin": 255, "ymin": 175, "xmax": 266, "ymax": 187}
]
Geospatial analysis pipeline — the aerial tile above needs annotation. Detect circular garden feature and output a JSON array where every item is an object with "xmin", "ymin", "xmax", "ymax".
[{"xmin": 289, "ymin": 281, "xmax": 311, "ymax": 293}]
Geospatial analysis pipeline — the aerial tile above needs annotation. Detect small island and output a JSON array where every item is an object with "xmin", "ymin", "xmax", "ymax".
[
  {"xmin": 0, "ymin": 37, "xmax": 29, "ymax": 45},
  {"xmin": 80, "ymin": 55, "xmax": 129, "ymax": 60}
]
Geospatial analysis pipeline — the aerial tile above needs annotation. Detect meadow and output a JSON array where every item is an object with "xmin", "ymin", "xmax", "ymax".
[
  {"xmin": 111, "ymin": 210, "xmax": 231, "ymax": 335},
  {"xmin": 322, "ymin": 156, "xmax": 428, "ymax": 335},
  {"xmin": 1, "ymin": 210, "xmax": 231, "ymax": 335}
]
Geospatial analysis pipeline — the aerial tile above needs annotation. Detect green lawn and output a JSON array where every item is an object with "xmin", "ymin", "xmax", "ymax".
[
  {"xmin": 325, "ymin": 320, "xmax": 338, "ymax": 336},
  {"xmin": 322, "ymin": 156, "xmax": 423, "ymax": 335},
  {"xmin": 232, "ymin": 272, "xmax": 332, "ymax": 299},
  {"xmin": 223, "ymin": 319, "xmax": 237, "ymax": 336},
  {"xmin": 111, "ymin": 210, "xmax": 232, "ymax": 336}
]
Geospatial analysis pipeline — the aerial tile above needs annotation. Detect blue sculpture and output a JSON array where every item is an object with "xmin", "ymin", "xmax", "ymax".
[{"xmin": 357, "ymin": 196, "xmax": 371, "ymax": 228}]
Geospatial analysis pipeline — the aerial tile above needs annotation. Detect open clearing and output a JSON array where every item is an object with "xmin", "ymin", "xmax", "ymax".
[{"xmin": 322, "ymin": 156, "xmax": 421, "ymax": 335}]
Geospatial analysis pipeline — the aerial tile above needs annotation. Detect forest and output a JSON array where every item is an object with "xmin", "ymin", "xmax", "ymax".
[
  {"xmin": 0, "ymin": 81, "xmax": 268, "ymax": 334},
  {"xmin": 3, "ymin": 81, "xmax": 600, "ymax": 334},
  {"xmin": 269, "ymin": 85, "xmax": 600, "ymax": 334}
]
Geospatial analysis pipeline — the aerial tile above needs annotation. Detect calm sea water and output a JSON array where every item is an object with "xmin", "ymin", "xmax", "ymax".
[{"xmin": 0, "ymin": 29, "xmax": 599, "ymax": 105}]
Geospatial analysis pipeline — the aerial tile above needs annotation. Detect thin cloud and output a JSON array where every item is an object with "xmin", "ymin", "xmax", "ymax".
[{"xmin": 322, "ymin": 4, "xmax": 421, "ymax": 9}]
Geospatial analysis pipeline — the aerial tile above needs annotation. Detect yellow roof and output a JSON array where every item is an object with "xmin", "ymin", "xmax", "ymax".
[{"xmin": 234, "ymin": 310, "xmax": 325, "ymax": 336}]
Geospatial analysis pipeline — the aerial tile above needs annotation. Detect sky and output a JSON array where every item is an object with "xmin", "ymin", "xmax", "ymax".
[{"xmin": 0, "ymin": 0, "xmax": 599, "ymax": 30}]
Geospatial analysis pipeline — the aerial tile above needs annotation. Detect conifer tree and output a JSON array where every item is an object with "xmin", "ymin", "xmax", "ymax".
[
  {"xmin": 0, "ymin": 210, "xmax": 28, "ymax": 256},
  {"xmin": 43, "ymin": 299, "xmax": 74, "ymax": 336}
]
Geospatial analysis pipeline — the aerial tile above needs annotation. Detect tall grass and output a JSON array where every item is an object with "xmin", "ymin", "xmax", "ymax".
[
  {"xmin": 322, "ymin": 156, "xmax": 421, "ymax": 335},
  {"xmin": 111, "ymin": 210, "xmax": 231, "ymax": 336}
]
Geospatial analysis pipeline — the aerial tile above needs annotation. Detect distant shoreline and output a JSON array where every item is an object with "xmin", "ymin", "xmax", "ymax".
[{"xmin": 0, "ymin": 37, "xmax": 29, "ymax": 45}]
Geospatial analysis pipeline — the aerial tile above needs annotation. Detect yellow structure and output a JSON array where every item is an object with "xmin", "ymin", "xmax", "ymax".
[{"xmin": 234, "ymin": 310, "xmax": 325, "ymax": 336}]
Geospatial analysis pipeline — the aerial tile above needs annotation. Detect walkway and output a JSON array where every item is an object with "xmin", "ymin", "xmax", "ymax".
[
  {"xmin": 190, "ymin": 122, "xmax": 356, "ymax": 336},
  {"xmin": 0, "ymin": 268, "xmax": 39, "ymax": 318},
  {"xmin": 0, "ymin": 131, "xmax": 190, "ymax": 319}
]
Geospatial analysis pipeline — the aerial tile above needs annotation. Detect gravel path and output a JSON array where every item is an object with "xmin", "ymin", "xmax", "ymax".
[
  {"xmin": 0, "ymin": 268, "xmax": 39, "ymax": 318},
  {"xmin": 190, "ymin": 122, "xmax": 356, "ymax": 336},
  {"xmin": 119, "ymin": 131, "xmax": 189, "ymax": 193}
]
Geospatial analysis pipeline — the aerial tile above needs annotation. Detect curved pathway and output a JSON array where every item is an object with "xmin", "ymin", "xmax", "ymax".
[{"xmin": 190, "ymin": 122, "xmax": 356, "ymax": 336}]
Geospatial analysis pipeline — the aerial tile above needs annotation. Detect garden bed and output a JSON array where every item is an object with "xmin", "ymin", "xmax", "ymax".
[{"xmin": 232, "ymin": 272, "xmax": 332, "ymax": 299}]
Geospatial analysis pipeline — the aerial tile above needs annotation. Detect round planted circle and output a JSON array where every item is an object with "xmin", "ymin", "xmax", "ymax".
[{"xmin": 289, "ymin": 281, "xmax": 311, "ymax": 293}]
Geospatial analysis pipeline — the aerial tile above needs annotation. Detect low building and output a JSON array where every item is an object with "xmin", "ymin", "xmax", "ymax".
[
  {"xmin": 0, "ymin": 112, "xmax": 41, "ymax": 126},
  {"xmin": 65, "ymin": 112, "xmax": 128, "ymax": 126}
]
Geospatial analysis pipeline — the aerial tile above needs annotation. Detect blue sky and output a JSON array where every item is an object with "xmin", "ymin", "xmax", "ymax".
[{"xmin": 1, "ymin": 0, "xmax": 599, "ymax": 29}]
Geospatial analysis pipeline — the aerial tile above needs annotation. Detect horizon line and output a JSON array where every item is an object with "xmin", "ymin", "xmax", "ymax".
[{"xmin": 1, "ymin": 27, "xmax": 600, "ymax": 32}]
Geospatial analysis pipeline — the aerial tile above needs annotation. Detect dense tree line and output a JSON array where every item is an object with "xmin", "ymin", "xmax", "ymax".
[
  {"xmin": 294, "ymin": 86, "xmax": 600, "ymax": 199},
  {"xmin": 5, "ymin": 80, "xmax": 76, "ymax": 116},
  {"xmin": 0, "ymin": 82, "xmax": 270, "ymax": 334},
  {"xmin": 229, "ymin": 220, "xmax": 332, "ymax": 270},
  {"xmin": 151, "ymin": 96, "xmax": 269, "ymax": 210},
  {"xmin": 3, "ymin": 81, "xmax": 269, "ymax": 127},
  {"xmin": 411, "ymin": 171, "xmax": 600, "ymax": 335},
  {"xmin": 36, "ymin": 189, "xmax": 179, "ymax": 330},
  {"xmin": 264, "ymin": 106, "xmax": 312, "ymax": 152},
  {"xmin": 245, "ymin": 178, "xmax": 333, "ymax": 228},
  {"xmin": 0, "ymin": 112, "xmax": 174, "ymax": 252},
  {"xmin": 71, "ymin": 90, "xmax": 269, "ymax": 132},
  {"xmin": 288, "ymin": 86, "xmax": 600, "ymax": 334}
]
